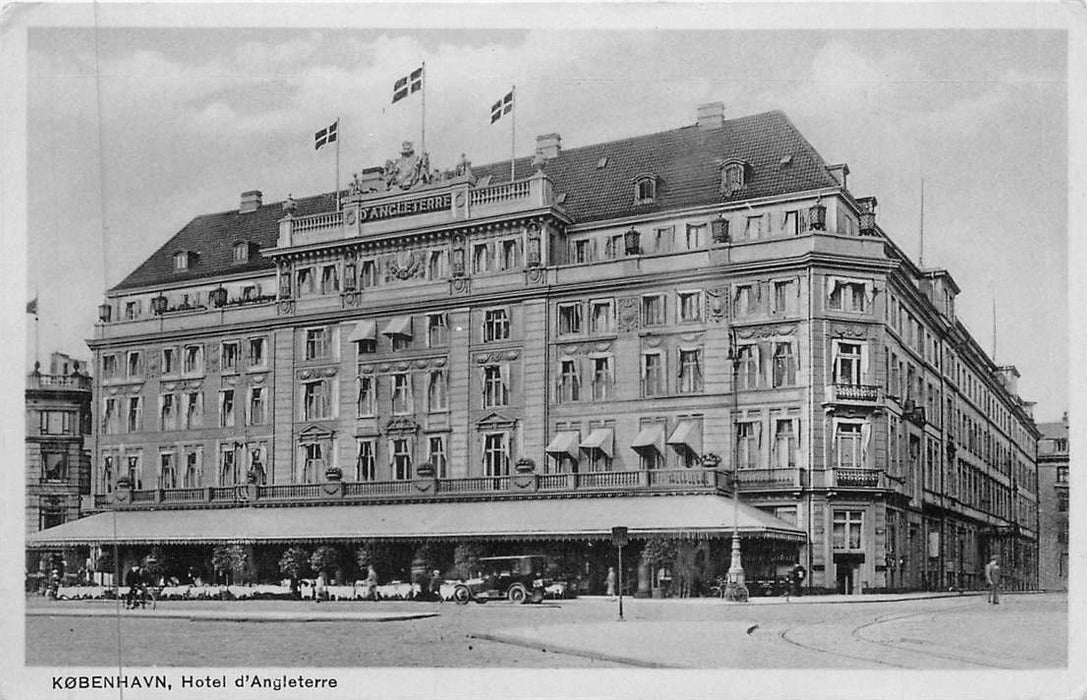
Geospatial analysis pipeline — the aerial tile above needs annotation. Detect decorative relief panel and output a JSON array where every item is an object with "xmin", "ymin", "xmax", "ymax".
[
  {"xmin": 735, "ymin": 324, "xmax": 797, "ymax": 339},
  {"xmin": 450, "ymin": 277, "xmax": 471, "ymax": 296},
  {"xmin": 385, "ymin": 250, "xmax": 424, "ymax": 282},
  {"xmin": 277, "ymin": 300, "xmax": 295, "ymax": 316},
  {"xmin": 524, "ymin": 267, "xmax": 546, "ymax": 286},
  {"xmin": 383, "ymin": 416, "xmax": 420, "ymax": 435},
  {"xmin": 828, "ymin": 323, "xmax": 869, "ymax": 339},
  {"xmin": 474, "ymin": 350, "xmax": 521, "ymax": 364},
  {"xmin": 706, "ymin": 288, "xmax": 728, "ymax": 323},
  {"xmin": 297, "ymin": 367, "xmax": 338, "ymax": 380},
  {"xmin": 616, "ymin": 297, "xmax": 640, "ymax": 333}
]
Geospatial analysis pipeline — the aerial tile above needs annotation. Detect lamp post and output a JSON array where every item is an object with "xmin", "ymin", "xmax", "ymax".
[{"xmin": 724, "ymin": 327, "xmax": 748, "ymax": 602}]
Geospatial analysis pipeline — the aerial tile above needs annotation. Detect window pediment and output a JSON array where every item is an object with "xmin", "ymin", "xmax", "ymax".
[
  {"xmin": 298, "ymin": 424, "xmax": 334, "ymax": 441},
  {"xmin": 383, "ymin": 416, "xmax": 420, "ymax": 436},
  {"xmin": 477, "ymin": 412, "xmax": 517, "ymax": 430}
]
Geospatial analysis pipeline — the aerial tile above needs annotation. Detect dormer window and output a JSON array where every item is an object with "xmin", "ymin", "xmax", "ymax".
[
  {"xmin": 633, "ymin": 175, "xmax": 658, "ymax": 205},
  {"xmin": 232, "ymin": 241, "xmax": 255, "ymax": 264},
  {"xmin": 174, "ymin": 250, "xmax": 197, "ymax": 271},
  {"xmin": 721, "ymin": 159, "xmax": 750, "ymax": 195}
]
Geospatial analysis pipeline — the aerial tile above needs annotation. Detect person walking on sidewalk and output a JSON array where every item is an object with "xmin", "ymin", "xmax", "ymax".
[
  {"xmin": 984, "ymin": 556, "xmax": 1002, "ymax": 604},
  {"xmin": 605, "ymin": 566, "xmax": 617, "ymax": 599}
]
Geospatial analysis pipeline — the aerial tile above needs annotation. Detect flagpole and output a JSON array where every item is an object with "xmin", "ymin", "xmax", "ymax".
[
  {"xmin": 919, "ymin": 178, "xmax": 925, "ymax": 268},
  {"xmin": 335, "ymin": 116, "xmax": 341, "ymax": 210},
  {"xmin": 510, "ymin": 85, "xmax": 516, "ymax": 182},
  {"xmin": 421, "ymin": 61, "xmax": 427, "ymax": 156}
]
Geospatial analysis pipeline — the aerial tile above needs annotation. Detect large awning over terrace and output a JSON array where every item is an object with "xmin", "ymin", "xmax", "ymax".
[{"xmin": 26, "ymin": 494, "xmax": 805, "ymax": 547}]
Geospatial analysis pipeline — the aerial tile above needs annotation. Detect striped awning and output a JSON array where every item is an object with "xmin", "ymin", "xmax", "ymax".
[
  {"xmin": 545, "ymin": 431, "xmax": 580, "ymax": 460},
  {"xmin": 667, "ymin": 420, "xmax": 703, "ymax": 454},
  {"xmin": 631, "ymin": 423, "xmax": 665, "ymax": 454},
  {"xmin": 25, "ymin": 494, "xmax": 806, "ymax": 546},
  {"xmin": 580, "ymin": 428, "xmax": 615, "ymax": 458},
  {"xmin": 381, "ymin": 316, "xmax": 413, "ymax": 338}
]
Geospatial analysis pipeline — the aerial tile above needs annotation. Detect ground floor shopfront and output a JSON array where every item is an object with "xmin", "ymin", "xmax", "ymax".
[{"xmin": 26, "ymin": 493, "xmax": 806, "ymax": 598}]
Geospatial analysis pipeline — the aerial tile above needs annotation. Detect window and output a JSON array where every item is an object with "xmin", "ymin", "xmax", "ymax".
[
  {"xmin": 737, "ymin": 421, "xmax": 760, "ymax": 470},
  {"xmin": 483, "ymin": 308, "xmax": 510, "ymax": 342},
  {"xmin": 301, "ymin": 442, "xmax": 324, "ymax": 483},
  {"xmin": 483, "ymin": 433, "xmax": 510, "ymax": 476},
  {"xmin": 428, "ymin": 436, "xmax": 447, "ymax": 478},
  {"xmin": 356, "ymin": 378, "xmax": 378, "ymax": 415},
  {"xmin": 174, "ymin": 251, "xmax": 189, "ymax": 270},
  {"xmin": 305, "ymin": 328, "xmax": 330, "ymax": 361},
  {"xmin": 604, "ymin": 233, "xmax": 625, "ymax": 260},
  {"xmin": 357, "ymin": 337, "xmax": 376, "ymax": 354},
  {"xmin": 221, "ymin": 342, "xmax": 239, "ymax": 373},
  {"xmin": 772, "ymin": 342, "xmax": 796, "ymax": 387},
  {"xmin": 642, "ymin": 294, "xmax": 666, "ymax": 326},
  {"xmin": 828, "ymin": 280, "xmax": 867, "ymax": 312},
  {"xmin": 39, "ymin": 411, "xmax": 72, "ymax": 435},
  {"xmin": 42, "ymin": 451, "xmax": 68, "ymax": 481},
  {"xmin": 678, "ymin": 291, "xmax": 703, "ymax": 322},
  {"xmin": 590, "ymin": 300, "xmax": 615, "ymax": 334},
  {"xmin": 232, "ymin": 242, "xmax": 250, "ymax": 263},
  {"xmin": 473, "ymin": 243, "xmax": 492, "ymax": 274},
  {"xmin": 782, "ymin": 210, "xmax": 806, "ymax": 236},
  {"xmin": 744, "ymin": 215, "xmax": 764, "ymax": 240},
  {"xmin": 832, "ymin": 510, "xmax": 864, "ymax": 550},
  {"xmin": 723, "ymin": 162, "xmax": 745, "ymax": 191},
  {"xmin": 737, "ymin": 345, "xmax": 759, "ymax": 390},
  {"xmin": 427, "ymin": 370, "xmax": 447, "ymax": 412},
  {"xmin": 500, "ymin": 239, "xmax": 522, "ymax": 270},
  {"xmin": 183, "ymin": 449, "xmax": 201, "ymax": 488},
  {"xmin": 391, "ymin": 334, "xmax": 411, "ymax": 352},
  {"xmin": 248, "ymin": 386, "xmax": 266, "ymax": 425},
  {"xmin": 162, "ymin": 348, "xmax": 177, "ymax": 375},
  {"xmin": 247, "ymin": 337, "xmax": 267, "ymax": 369},
  {"xmin": 183, "ymin": 391, "xmax": 203, "ymax": 429},
  {"xmin": 635, "ymin": 177, "xmax": 656, "ymax": 203},
  {"xmin": 1056, "ymin": 466, "xmax": 1068, "ymax": 484},
  {"xmin": 1057, "ymin": 491, "xmax": 1068, "ymax": 512},
  {"xmin": 774, "ymin": 419, "xmax": 798, "ymax": 469},
  {"xmin": 356, "ymin": 440, "xmax": 376, "ymax": 481},
  {"xmin": 102, "ymin": 398, "xmax": 118, "ymax": 434},
  {"xmin": 126, "ymin": 397, "xmax": 142, "ymax": 433},
  {"xmin": 483, "ymin": 365, "xmax": 509, "ymax": 407},
  {"xmin": 835, "ymin": 422, "xmax": 866, "ymax": 468},
  {"xmin": 102, "ymin": 455, "xmax": 114, "ymax": 493},
  {"xmin": 427, "ymin": 313, "xmax": 448, "ymax": 347},
  {"xmin": 558, "ymin": 303, "xmax": 583, "ymax": 335},
  {"xmin": 642, "ymin": 353, "xmax": 664, "ymax": 397},
  {"xmin": 124, "ymin": 301, "xmax": 140, "ymax": 320},
  {"xmin": 127, "ymin": 351, "xmax": 142, "ymax": 379},
  {"xmin": 219, "ymin": 389, "xmax": 235, "ymax": 428},
  {"xmin": 652, "ymin": 226, "xmax": 674, "ymax": 254},
  {"xmin": 159, "ymin": 394, "xmax": 176, "ymax": 431},
  {"xmin": 391, "ymin": 373, "xmax": 412, "ymax": 415},
  {"xmin": 833, "ymin": 342, "xmax": 863, "ymax": 385},
  {"xmin": 159, "ymin": 452, "xmax": 177, "ymax": 489},
  {"xmin": 296, "ymin": 267, "xmax": 316, "ymax": 296},
  {"xmin": 772, "ymin": 280, "xmax": 796, "ymax": 314},
  {"xmin": 183, "ymin": 345, "xmax": 204, "ymax": 375},
  {"xmin": 391, "ymin": 438, "xmax": 412, "ymax": 480},
  {"xmin": 320, "ymin": 264, "xmax": 339, "ymax": 294},
  {"xmin": 303, "ymin": 380, "xmax": 332, "ymax": 420},
  {"xmin": 684, "ymin": 223, "xmax": 706, "ymax": 250},
  {"xmin": 126, "ymin": 455, "xmax": 142, "ymax": 490},
  {"xmin": 102, "ymin": 354, "xmax": 118, "ymax": 380},
  {"xmin": 678, "ymin": 349, "xmax": 703, "ymax": 393},
  {"xmin": 573, "ymin": 239, "xmax": 592, "ymax": 263},
  {"xmin": 360, "ymin": 260, "xmax": 379, "ymax": 288},
  {"xmin": 734, "ymin": 285, "xmax": 757, "ymax": 316},
  {"xmin": 558, "ymin": 360, "xmax": 580, "ymax": 402},
  {"xmin": 427, "ymin": 250, "xmax": 447, "ymax": 280},
  {"xmin": 247, "ymin": 444, "xmax": 267, "ymax": 485},
  {"xmin": 591, "ymin": 357, "xmax": 612, "ymax": 401}
]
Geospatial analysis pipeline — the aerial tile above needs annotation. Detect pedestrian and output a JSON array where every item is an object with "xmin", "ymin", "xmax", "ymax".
[
  {"xmin": 429, "ymin": 569, "xmax": 443, "ymax": 603},
  {"xmin": 315, "ymin": 571, "xmax": 327, "ymax": 604},
  {"xmin": 124, "ymin": 564, "xmax": 143, "ymax": 609},
  {"xmin": 605, "ymin": 566, "xmax": 617, "ymax": 599},
  {"xmin": 791, "ymin": 562, "xmax": 807, "ymax": 597},
  {"xmin": 984, "ymin": 555, "xmax": 1002, "ymax": 605},
  {"xmin": 364, "ymin": 565, "xmax": 379, "ymax": 601}
]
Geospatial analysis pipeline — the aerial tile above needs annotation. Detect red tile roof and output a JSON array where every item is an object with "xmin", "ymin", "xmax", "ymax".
[{"xmin": 112, "ymin": 110, "xmax": 838, "ymax": 291}]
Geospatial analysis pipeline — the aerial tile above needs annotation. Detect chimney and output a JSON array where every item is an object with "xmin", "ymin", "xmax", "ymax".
[
  {"xmin": 826, "ymin": 163, "xmax": 850, "ymax": 189},
  {"xmin": 994, "ymin": 365, "xmax": 1021, "ymax": 398},
  {"xmin": 697, "ymin": 102, "xmax": 725, "ymax": 129},
  {"xmin": 358, "ymin": 167, "xmax": 385, "ymax": 194},
  {"xmin": 535, "ymin": 133, "xmax": 562, "ymax": 160},
  {"xmin": 239, "ymin": 190, "xmax": 263, "ymax": 214}
]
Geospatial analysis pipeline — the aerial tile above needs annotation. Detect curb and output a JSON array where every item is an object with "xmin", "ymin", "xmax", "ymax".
[
  {"xmin": 466, "ymin": 632, "xmax": 674, "ymax": 669},
  {"xmin": 27, "ymin": 608, "xmax": 439, "ymax": 623}
]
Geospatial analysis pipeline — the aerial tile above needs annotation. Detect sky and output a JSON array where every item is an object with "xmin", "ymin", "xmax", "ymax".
[{"xmin": 21, "ymin": 19, "xmax": 1068, "ymax": 422}]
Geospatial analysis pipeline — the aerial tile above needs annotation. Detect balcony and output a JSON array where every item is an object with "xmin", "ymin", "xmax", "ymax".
[
  {"xmin": 96, "ymin": 468, "xmax": 731, "ymax": 510},
  {"xmin": 27, "ymin": 373, "xmax": 92, "ymax": 392},
  {"xmin": 823, "ymin": 383, "xmax": 881, "ymax": 407},
  {"xmin": 828, "ymin": 467, "xmax": 884, "ymax": 489},
  {"xmin": 735, "ymin": 468, "xmax": 804, "ymax": 491}
]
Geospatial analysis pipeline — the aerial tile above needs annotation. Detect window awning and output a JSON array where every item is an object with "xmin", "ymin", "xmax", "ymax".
[
  {"xmin": 580, "ymin": 428, "xmax": 614, "ymax": 458},
  {"xmin": 545, "ymin": 431, "xmax": 580, "ymax": 461},
  {"xmin": 631, "ymin": 423, "xmax": 665, "ymax": 454},
  {"xmin": 348, "ymin": 320, "xmax": 377, "ymax": 342},
  {"xmin": 667, "ymin": 420, "xmax": 703, "ymax": 454},
  {"xmin": 381, "ymin": 316, "xmax": 413, "ymax": 338},
  {"xmin": 25, "ymin": 494, "xmax": 805, "ymax": 546}
]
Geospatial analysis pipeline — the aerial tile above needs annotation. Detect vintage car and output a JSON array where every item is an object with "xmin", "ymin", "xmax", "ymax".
[{"xmin": 452, "ymin": 555, "xmax": 551, "ymax": 604}]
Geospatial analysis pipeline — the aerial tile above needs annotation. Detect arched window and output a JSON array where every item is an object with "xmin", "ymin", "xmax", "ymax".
[{"xmin": 633, "ymin": 175, "xmax": 657, "ymax": 204}]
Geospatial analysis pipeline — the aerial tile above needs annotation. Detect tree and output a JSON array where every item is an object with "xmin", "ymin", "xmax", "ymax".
[
  {"xmin": 453, "ymin": 542, "xmax": 485, "ymax": 580},
  {"xmin": 142, "ymin": 546, "xmax": 169, "ymax": 582},
  {"xmin": 310, "ymin": 546, "xmax": 340, "ymax": 579},
  {"xmin": 640, "ymin": 536, "xmax": 678, "ymax": 594},
  {"xmin": 211, "ymin": 544, "xmax": 249, "ymax": 585},
  {"xmin": 355, "ymin": 541, "xmax": 389, "ymax": 578},
  {"xmin": 278, "ymin": 546, "xmax": 310, "ymax": 595}
]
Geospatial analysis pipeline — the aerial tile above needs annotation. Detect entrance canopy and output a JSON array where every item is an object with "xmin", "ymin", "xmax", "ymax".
[{"xmin": 26, "ymin": 494, "xmax": 805, "ymax": 547}]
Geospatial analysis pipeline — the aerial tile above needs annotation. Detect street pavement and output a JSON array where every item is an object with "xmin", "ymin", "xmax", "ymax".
[{"xmin": 24, "ymin": 591, "xmax": 1066, "ymax": 669}]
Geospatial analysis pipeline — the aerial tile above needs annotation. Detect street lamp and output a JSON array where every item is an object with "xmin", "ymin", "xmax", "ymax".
[{"xmin": 724, "ymin": 327, "xmax": 749, "ymax": 602}]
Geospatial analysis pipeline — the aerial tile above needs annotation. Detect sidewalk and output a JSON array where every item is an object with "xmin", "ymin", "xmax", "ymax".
[
  {"xmin": 576, "ymin": 589, "xmax": 987, "ymax": 604},
  {"xmin": 26, "ymin": 606, "xmax": 438, "ymax": 623}
]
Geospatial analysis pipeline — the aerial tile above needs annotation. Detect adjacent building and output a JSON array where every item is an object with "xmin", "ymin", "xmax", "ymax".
[
  {"xmin": 1037, "ymin": 413, "xmax": 1069, "ymax": 591},
  {"xmin": 29, "ymin": 104, "xmax": 1040, "ymax": 594}
]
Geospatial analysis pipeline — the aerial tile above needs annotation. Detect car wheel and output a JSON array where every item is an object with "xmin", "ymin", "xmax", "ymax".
[
  {"xmin": 507, "ymin": 584, "xmax": 528, "ymax": 604},
  {"xmin": 452, "ymin": 585, "xmax": 472, "ymax": 605}
]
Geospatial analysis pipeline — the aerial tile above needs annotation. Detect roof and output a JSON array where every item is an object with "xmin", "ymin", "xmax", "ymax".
[
  {"xmin": 1036, "ymin": 421, "xmax": 1068, "ymax": 441},
  {"xmin": 26, "ymin": 494, "xmax": 804, "ymax": 547},
  {"xmin": 112, "ymin": 110, "xmax": 838, "ymax": 292}
]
